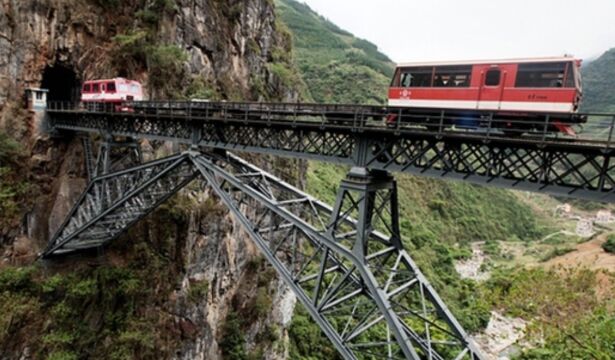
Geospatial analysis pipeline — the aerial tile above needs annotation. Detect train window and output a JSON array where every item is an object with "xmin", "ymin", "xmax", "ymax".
[
  {"xmin": 564, "ymin": 62, "xmax": 575, "ymax": 88},
  {"xmin": 106, "ymin": 82, "xmax": 116, "ymax": 93},
  {"xmin": 92, "ymin": 83, "xmax": 100, "ymax": 92},
  {"xmin": 515, "ymin": 62, "xmax": 571, "ymax": 88},
  {"xmin": 433, "ymin": 66, "xmax": 472, "ymax": 87},
  {"xmin": 485, "ymin": 69, "xmax": 501, "ymax": 86},
  {"xmin": 399, "ymin": 67, "xmax": 433, "ymax": 87},
  {"xmin": 83, "ymin": 84, "xmax": 91, "ymax": 93}
]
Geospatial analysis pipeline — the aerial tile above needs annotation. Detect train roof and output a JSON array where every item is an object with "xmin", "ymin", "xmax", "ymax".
[
  {"xmin": 396, "ymin": 56, "xmax": 580, "ymax": 68},
  {"xmin": 83, "ymin": 78, "xmax": 140, "ymax": 83}
]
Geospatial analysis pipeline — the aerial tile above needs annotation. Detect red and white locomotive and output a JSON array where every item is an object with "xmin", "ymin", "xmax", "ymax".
[
  {"xmin": 388, "ymin": 56, "xmax": 584, "ymax": 134},
  {"xmin": 81, "ymin": 78, "xmax": 143, "ymax": 111}
]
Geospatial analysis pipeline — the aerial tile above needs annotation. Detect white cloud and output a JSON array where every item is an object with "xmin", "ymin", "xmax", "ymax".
[{"xmin": 299, "ymin": 0, "xmax": 615, "ymax": 63}]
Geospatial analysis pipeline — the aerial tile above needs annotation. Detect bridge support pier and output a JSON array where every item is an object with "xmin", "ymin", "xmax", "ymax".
[{"xmin": 322, "ymin": 167, "xmax": 483, "ymax": 359}]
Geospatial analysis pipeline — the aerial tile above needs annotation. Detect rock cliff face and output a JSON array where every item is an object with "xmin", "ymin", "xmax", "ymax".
[
  {"xmin": 0, "ymin": 0, "xmax": 302, "ymax": 359},
  {"xmin": 0, "ymin": 0, "xmax": 298, "ymax": 103}
]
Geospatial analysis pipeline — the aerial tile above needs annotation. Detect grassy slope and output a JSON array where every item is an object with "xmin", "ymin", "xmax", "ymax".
[
  {"xmin": 581, "ymin": 48, "xmax": 615, "ymax": 113},
  {"xmin": 275, "ymin": 0, "xmax": 394, "ymax": 105}
]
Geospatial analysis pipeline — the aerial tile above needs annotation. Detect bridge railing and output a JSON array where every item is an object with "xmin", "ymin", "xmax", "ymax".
[{"xmin": 46, "ymin": 101, "xmax": 615, "ymax": 147}]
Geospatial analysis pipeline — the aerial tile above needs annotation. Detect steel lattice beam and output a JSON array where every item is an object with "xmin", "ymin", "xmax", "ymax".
[
  {"xmin": 43, "ymin": 153, "xmax": 198, "ymax": 256},
  {"xmin": 48, "ymin": 105, "xmax": 615, "ymax": 202},
  {"xmin": 192, "ymin": 153, "xmax": 482, "ymax": 360},
  {"xmin": 42, "ymin": 149, "xmax": 484, "ymax": 359}
]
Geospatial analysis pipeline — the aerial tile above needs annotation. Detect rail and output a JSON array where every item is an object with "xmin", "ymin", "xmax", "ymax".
[{"xmin": 47, "ymin": 100, "xmax": 615, "ymax": 148}]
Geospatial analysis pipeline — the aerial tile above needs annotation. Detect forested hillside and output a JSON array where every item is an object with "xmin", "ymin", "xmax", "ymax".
[
  {"xmin": 277, "ymin": 1, "xmax": 615, "ymax": 359},
  {"xmin": 582, "ymin": 48, "xmax": 615, "ymax": 112},
  {"xmin": 275, "ymin": 0, "xmax": 394, "ymax": 104}
]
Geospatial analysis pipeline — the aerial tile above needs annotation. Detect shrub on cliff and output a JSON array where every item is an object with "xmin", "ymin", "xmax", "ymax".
[
  {"xmin": 0, "ymin": 131, "xmax": 30, "ymax": 229},
  {"xmin": 603, "ymin": 235, "xmax": 615, "ymax": 254},
  {"xmin": 111, "ymin": 31, "xmax": 187, "ymax": 98}
]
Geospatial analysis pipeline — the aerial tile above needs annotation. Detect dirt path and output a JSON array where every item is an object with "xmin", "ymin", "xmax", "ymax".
[{"xmin": 545, "ymin": 234, "xmax": 615, "ymax": 271}]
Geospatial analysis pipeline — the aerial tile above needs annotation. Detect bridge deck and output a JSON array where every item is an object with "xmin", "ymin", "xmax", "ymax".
[{"xmin": 47, "ymin": 101, "xmax": 615, "ymax": 202}]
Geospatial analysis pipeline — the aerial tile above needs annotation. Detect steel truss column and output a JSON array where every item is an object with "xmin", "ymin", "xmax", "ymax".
[
  {"xmin": 94, "ymin": 135, "xmax": 143, "ymax": 177},
  {"xmin": 81, "ymin": 136, "xmax": 96, "ymax": 182},
  {"xmin": 326, "ymin": 167, "xmax": 482, "ymax": 360},
  {"xmin": 191, "ymin": 153, "xmax": 483, "ymax": 360}
]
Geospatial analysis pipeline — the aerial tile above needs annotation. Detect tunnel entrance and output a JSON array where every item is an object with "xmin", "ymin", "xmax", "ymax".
[{"xmin": 40, "ymin": 65, "xmax": 80, "ymax": 103}]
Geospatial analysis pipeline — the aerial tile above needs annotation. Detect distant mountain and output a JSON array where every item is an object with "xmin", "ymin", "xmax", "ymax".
[
  {"xmin": 581, "ymin": 48, "xmax": 615, "ymax": 112},
  {"xmin": 275, "ymin": 0, "xmax": 395, "ymax": 104}
]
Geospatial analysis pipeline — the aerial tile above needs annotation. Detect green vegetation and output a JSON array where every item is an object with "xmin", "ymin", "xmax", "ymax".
[
  {"xmin": 147, "ymin": 45, "xmax": 189, "ymax": 94},
  {"xmin": 91, "ymin": 0, "xmax": 120, "ymax": 9},
  {"xmin": 219, "ymin": 311, "xmax": 247, "ymax": 360},
  {"xmin": 539, "ymin": 246, "xmax": 576, "ymax": 262},
  {"xmin": 275, "ymin": 0, "xmax": 394, "ymax": 105},
  {"xmin": 112, "ymin": 30, "xmax": 187, "ymax": 98},
  {"xmin": 0, "ymin": 131, "xmax": 31, "ymax": 229},
  {"xmin": 188, "ymin": 279, "xmax": 209, "ymax": 303},
  {"xmin": 581, "ymin": 48, "xmax": 615, "ymax": 113},
  {"xmin": 109, "ymin": 0, "xmax": 189, "ymax": 99},
  {"xmin": 0, "ymin": 198, "xmax": 196, "ymax": 359},
  {"xmin": 218, "ymin": 257, "xmax": 279, "ymax": 360},
  {"xmin": 603, "ymin": 234, "xmax": 615, "ymax": 253},
  {"xmin": 289, "ymin": 306, "xmax": 342, "ymax": 360},
  {"xmin": 483, "ymin": 268, "xmax": 615, "ymax": 359},
  {"xmin": 0, "ymin": 262, "xmax": 176, "ymax": 359}
]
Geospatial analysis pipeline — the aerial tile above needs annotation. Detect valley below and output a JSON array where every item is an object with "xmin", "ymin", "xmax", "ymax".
[{"xmin": 453, "ymin": 197, "xmax": 615, "ymax": 359}]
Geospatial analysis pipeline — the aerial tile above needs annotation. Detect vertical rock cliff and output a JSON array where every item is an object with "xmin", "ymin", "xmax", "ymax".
[{"xmin": 0, "ymin": 0, "xmax": 303, "ymax": 358}]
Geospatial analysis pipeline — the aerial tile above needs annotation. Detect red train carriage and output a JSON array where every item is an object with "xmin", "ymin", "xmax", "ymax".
[
  {"xmin": 81, "ymin": 78, "xmax": 143, "ymax": 111},
  {"xmin": 388, "ymin": 56, "xmax": 585, "ymax": 135}
]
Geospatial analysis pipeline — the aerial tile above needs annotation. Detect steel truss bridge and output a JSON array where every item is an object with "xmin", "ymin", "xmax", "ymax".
[{"xmin": 42, "ymin": 101, "xmax": 615, "ymax": 360}]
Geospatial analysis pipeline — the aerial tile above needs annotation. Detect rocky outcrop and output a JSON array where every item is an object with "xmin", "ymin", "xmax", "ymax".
[
  {"xmin": 0, "ymin": 0, "xmax": 302, "ymax": 359},
  {"xmin": 0, "ymin": 0, "xmax": 298, "ymax": 105}
]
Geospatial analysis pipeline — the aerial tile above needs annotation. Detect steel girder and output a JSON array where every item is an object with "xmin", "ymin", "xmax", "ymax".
[
  {"xmin": 191, "ymin": 153, "xmax": 483, "ymax": 360},
  {"xmin": 42, "ymin": 148, "xmax": 484, "ymax": 359},
  {"xmin": 81, "ymin": 135, "xmax": 143, "ymax": 181},
  {"xmin": 48, "ymin": 111, "xmax": 615, "ymax": 202},
  {"xmin": 43, "ymin": 153, "xmax": 199, "ymax": 257}
]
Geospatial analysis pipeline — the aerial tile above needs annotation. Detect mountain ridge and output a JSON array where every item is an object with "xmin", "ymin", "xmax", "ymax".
[{"xmin": 582, "ymin": 48, "xmax": 615, "ymax": 112}]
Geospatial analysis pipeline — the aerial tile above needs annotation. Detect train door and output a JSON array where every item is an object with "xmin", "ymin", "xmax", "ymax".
[{"xmin": 477, "ymin": 66, "xmax": 505, "ymax": 110}]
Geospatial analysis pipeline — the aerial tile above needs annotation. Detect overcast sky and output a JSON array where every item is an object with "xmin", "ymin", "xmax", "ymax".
[{"xmin": 300, "ymin": 0, "xmax": 615, "ymax": 63}]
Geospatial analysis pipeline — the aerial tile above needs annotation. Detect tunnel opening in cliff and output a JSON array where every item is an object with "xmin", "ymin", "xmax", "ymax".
[{"xmin": 41, "ymin": 65, "xmax": 81, "ymax": 103}]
